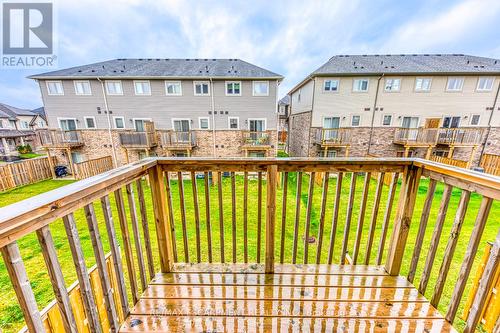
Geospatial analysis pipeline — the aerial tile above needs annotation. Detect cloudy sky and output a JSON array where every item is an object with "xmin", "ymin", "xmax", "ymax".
[{"xmin": 2, "ymin": 0, "xmax": 500, "ymax": 109}]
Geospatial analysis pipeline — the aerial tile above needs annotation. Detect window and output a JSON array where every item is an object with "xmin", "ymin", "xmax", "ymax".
[
  {"xmin": 446, "ymin": 77, "xmax": 464, "ymax": 91},
  {"xmin": 133, "ymin": 119, "xmax": 150, "ymax": 131},
  {"xmin": 46, "ymin": 81, "xmax": 64, "ymax": 95},
  {"xmin": 249, "ymin": 119, "xmax": 266, "ymax": 131},
  {"xmin": 351, "ymin": 115, "xmax": 361, "ymax": 126},
  {"xmin": 442, "ymin": 116, "xmax": 460, "ymax": 128},
  {"xmin": 228, "ymin": 117, "xmax": 239, "ymax": 129},
  {"xmin": 384, "ymin": 78, "xmax": 401, "ymax": 92},
  {"xmin": 58, "ymin": 118, "xmax": 77, "ymax": 130},
  {"xmin": 20, "ymin": 121, "xmax": 29, "ymax": 129},
  {"xmin": 9, "ymin": 120, "xmax": 16, "ymax": 128},
  {"xmin": 0, "ymin": 120, "xmax": 3, "ymax": 128},
  {"xmin": 199, "ymin": 117, "xmax": 210, "ymax": 129},
  {"xmin": 134, "ymin": 81, "xmax": 151, "ymax": 95},
  {"xmin": 324, "ymin": 80, "xmax": 339, "ymax": 92},
  {"xmin": 470, "ymin": 114, "xmax": 480, "ymax": 126},
  {"xmin": 353, "ymin": 79, "xmax": 369, "ymax": 92},
  {"xmin": 382, "ymin": 115, "xmax": 392, "ymax": 126},
  {"xmin": 74, "ymin": 81, "xmax": 91, "ymax": 95},
  {"xmin": 477, "ymin": 77, "xmax": 494, "ymax": 91},
  {"xmin": 106, "ymin": 81, "xmax": 123, "ymax": 95},
  {"xmin": 402, "ymin": 117, "xmax": 419, "ymax": 128},
  {"xmin": 165, "ymin": 81, "xmax": 182, "ymax": 95},
  {"xmin": 253, "ymin": 81, "xmax": 269, "ymax": 96},
  {"xmin": 226, "ymin": 81, "xmax": 241, "ymax": 96},
  {"xmin": 325, "ymin": 150, "xmax": 337, "ymax": 157},
  {"xmin": 172, "ymin": 119, "xmax": 190, "ymax": 132},
  {"xmin": 415, "ymin": 78, "xmax": 432, "ymax": 92},
  {"xmin": 298, "ymin": 89, "xmax": 301, "ymax": 102},
  {"xmin": 114, "ymin": 117, "xmax": 125, "ymax": 129},
  {"xmin": 194, "ymin": 81, "xmax": 210, "ymax": 96}
]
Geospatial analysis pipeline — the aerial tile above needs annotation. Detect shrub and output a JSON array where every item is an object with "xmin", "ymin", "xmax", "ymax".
[{"xmin": 16, "ymin": 144, "xmax": 32, "ymax": 154}]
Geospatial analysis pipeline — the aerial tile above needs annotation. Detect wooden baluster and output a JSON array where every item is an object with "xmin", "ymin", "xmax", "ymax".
[
  {"xmin": 135, "ymin": 179, "xmax": 155, "ymax": 279},
  {"xmin": 204, "ymin": 171, "xmax": 213, "ymax": 263},
  {"xmin": 407, "ymin": 179, "xmax": 437, "ymax": 283},
  {"xmin": 177, "ymin": 171, "xmax": 189, "ymax": 262},
  {"xmin": 231, "ymin": 171, "xmax": 237, "ymax": 263},
  {"xmin": 316, "ymin": 172, "xmax": 329, "ymax": 264},
  {"xmin": 37, "ymin": 226, "xmax": 78, "ymax": 333},
  {"xmin": 328, "ymin": 172, "xmax": 343, "ymax": 265},
  {"xmin": 341, "ymin": 172, "xmax": 357, "ymax": 264},
  {"xmin": 114, "ymin": 189, "xmax": 139, "ymax": 302},
  {"xmin": 243, "ymin": 171, "xmax": 249, "ymax": 263},
  {"xmin": 280, "ymin": 172, "xmax": 288, "ymax": 264},
  {"xmin": 100, "ymin": 195, "xmax": 129, "ymax": 317},
  {"xmin": 149, "ymin": 167, "xmax": 175, "ymax": 271},
  {"xmin": 164, "ymin": 172, "xmax": 178, "ymax": 262},
  {"xmin": 419, "ymin": 184, "xmax": 453, "ymax": 294},
  {"xmin": 431, "ymin": 190, "xmax": 471, "ymax": 307},
  {"xmin": 303, "ymin": 172, "xmax": 315, "ymax": 264},
  {"xmin": 385, "ymin": 166, "xmax": 422, "ymax": 276},
  {"xmin": 191, "ymin": 171, "xmax": 202, "ymax": 263},
  {"xmin": 62, "ymin": 213, "xmax": 102, "ymax": 333},
  {"xmin": 292, "ymin": 171, "xmax": 303, "ymax": 264},
  {"xmin": 364, "ymin": 172, "xmax": 384, "ymax": 265},
  {"xmin": 265, "ymin": 165, "xmax": 278, "ymax": 273},
  {"xmin": 1, "ymin": 242, "xmax": 46, "ymax": 333},
  {"xmin": 257, "ymin": 171, "xmax": 263, "ymax": 263},
  {"xmin": 83, "ymin": 203, "xmax": 119, "ymax": 332},
  {"xmin": 353, "ymin": 172, "xmax": 371, "ymax": 264},
  {"xmin": 377, "ymin": 172, "xmax": 399, "ymax": 265},
  {"xmin": 464, "ymin": 228, "xmax": 500, "ymax": 333},
  {"xmin": 217, "ymin": 171, "xmax": 225, "ymax": 263},
  {"xmin": 446, "ymin": 197, "xmax": 493, "ymax": 323},
  {"xmin": 126, "ymin": 183, "xmax": 148, "ymax": 291}
]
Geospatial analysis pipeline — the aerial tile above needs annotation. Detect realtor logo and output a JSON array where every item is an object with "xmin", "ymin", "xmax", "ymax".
[{"xmin": 1, "ymin": 1, "xmax": 56, "ymax": 68}]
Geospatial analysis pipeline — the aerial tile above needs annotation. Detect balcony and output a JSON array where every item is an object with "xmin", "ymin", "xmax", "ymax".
[
  {"xmin": 1, "ymin": 157, "xmax": 498, "ymax": 332},
  {"xmin": 393, "ymin": 128, "xmax": 438, "ymax": 146},
  {"xmin": 437, "ymin": 128, "xmax": 484, "ymax": 146},
  {"xmin": 119, "ymin": 131, "xmax": 158, "ymax": 149},
  {"xmin": 317, "ymin": 128, "xmax": 351, "ymax": 146},
  {"xmin": 38, "ymin": 129, "xmax": 83, "ymax": 148},
  {"xmin": 160, "ymin": 130, "xmax": 196, "ymax": 150},
  {"xmin": 241, "ymin": 131, "xmax": 272, "ymax": 153}
]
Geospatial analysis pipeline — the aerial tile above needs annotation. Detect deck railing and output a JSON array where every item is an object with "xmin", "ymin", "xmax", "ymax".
[
  {"xmin": 160, "ymin": 130, "xmax": 196, "ymax": 147},
  {"xmin": 437, "ymin": 128, "xmax": 484, "ymax": 145},
  {"xmin": 394, "ymin": 128, "xmax": 438, "ymax": 144},
  {"xmin": 242, "ymin": 131, "xmax": 270, "ymax": 146},
  {"xmin": 38, "ymin": 129, "xmax": 83, "ymax": 147},
  {"xmin": 429, "ymin": 155, "xmax": 468, "ymax": 169},
  {"xmin": 0, "ymin": 157, "xmax": 498, "ymax": 332},
  {"xmin": 317, "ymin": 128, "xmax": 351, "ymax": 145},
  {"xmin": 118, "ymin": 131, "xmax": 157, "ymax": 148}
]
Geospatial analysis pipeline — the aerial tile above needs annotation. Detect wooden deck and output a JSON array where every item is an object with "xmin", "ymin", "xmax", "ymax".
[{"xmin": 119, "ymin": 264, "xmax": 456, "ymax": 332}]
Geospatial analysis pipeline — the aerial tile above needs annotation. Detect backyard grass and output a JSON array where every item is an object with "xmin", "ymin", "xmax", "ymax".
[
  {"xmin": 19, "ymin": 153, "xmax": 45, "ymax": 159},
  {"xmin": 0, "ymin": 174, "xmax": 498, "ymax": 332}
]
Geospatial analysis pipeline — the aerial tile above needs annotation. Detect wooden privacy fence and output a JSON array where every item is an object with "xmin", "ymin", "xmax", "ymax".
[
  {"xmin": 0, "ymin": 156, "xmax": 55, "ymax": 192},
  {"xmin": 74, "ymin": 156, "xmax": 113, "ymax": 180},
  {"xmin": 481, "ymin": 153, "xmax": 500, "ymax": 176},
  {"xmin": 429, "ymin": 155, "xmax": 468, "ymax": 169}
]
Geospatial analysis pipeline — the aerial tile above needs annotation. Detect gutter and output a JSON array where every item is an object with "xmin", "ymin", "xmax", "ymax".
[
  {"xmin": 479, "ymin": 79, "xmax": 500, "ymax": 161},
  {"xmin": 367, "ymin": 74, "xmax": 384, "ymax": 156},
  {"xmin": 98, "ymin": 78, "xmax": 118, "ymax": 167}
]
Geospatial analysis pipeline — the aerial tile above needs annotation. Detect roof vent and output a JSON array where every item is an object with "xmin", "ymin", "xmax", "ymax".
[
  {"xmin": 156, "ymin": 59, "xmax": 160, "ymax": 61},
  {"xmin": 78, "ymin": 70, "xmax": 82, "ymax": 72},
  {"xmin": 147, "ymin": 58, "xmax": 152, "ymax": 61},
  {"xmin": 212, "ymin": 59, "xmax": 216, "ymax": 61},
  {"xmin": 360, "ymin": 66, "xmax": 364, "ymax": 69},
  {"xmin": 354, "ymin": 66, "xmax": 358, "ymax": 69},
  {"xmin": 495, "ymin": 60, "xmax": 498, "ymax": 64},
  {"xmin": 386, "ymin": 54, "xmax": 391, "ymax": 57},
  {"xmin": 467, "ymin": 60, "xmax": 470, "ymax": 64},
  {"xmin": 390, "ymin": 66, "xmax": 395, "ymax": 68},
  {"xmin": 362, "ymin": 54, "xmax": 367, "ymax": 57},
  {"xmin": 138, "ymin": 58, "xmax": 143, "ymax": 61},
  {"xmin": 380, "ymin": 61, "xmax": 383, "ymax": 65},
  {"xmin": 195, "ymin": 59, "xmax": 199, "ymax": 61},
  {"xmin": 204, "ymin": 59, "xmax": 208, "ymax": 61},
  {"xmin": 424, "ymin": 54, "xmax": 430, "ymax": 56},
  {"xmin": 102, "ymin": 65, "xmax": 105, "ymax": 69},
  {"xmin": 91, "ymin": 70, "xmax": 96, "ymax": 72},
  {"xmin": 186, "ymin": 59, "xmax": 190, "ymax": 61}
]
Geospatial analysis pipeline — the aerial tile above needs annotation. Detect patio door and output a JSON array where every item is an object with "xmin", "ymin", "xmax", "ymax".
[
  {"xmin": 442, "ymin": 116, "xmax": 460, "ymax": 128},
  {"xmin": 134, "ymin": 119, "xmax": 147, "ymax": 132},
  {"xmin": 249, "ymin": 119, "xmax": 266, "ymax": 132},
  {"xmin": 173, "ymin": 119, "xmax": 190, "ymax": 143},
  {"xmin": 402, "ymin": 117, "xmax": 419, "ymax": 140},
  {"xmin": 323, "ymin": 117, "xmax": 340, "ymax": 140},
  {"xmin": 60, "ymin": 119, "xmax": 76, "ymax": 130}
]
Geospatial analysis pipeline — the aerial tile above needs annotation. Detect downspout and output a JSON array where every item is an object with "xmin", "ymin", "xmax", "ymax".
[
  {"xmin": 478, "ymin": 78, "xmax": 500, "ymax": 161},
  {"xmin": 367, "ymin": 74, "xmax": 384, "ymax": 156},
  {"xmin": 98, "ymin": 78, "xmax": 118, "ymax": 167},
  {"xmin": 275, "ymin": 79, "xmax": 280, "ymax": 157},
  {"xmin": 209, "ymin": 78, "xmax": 216, "ymax": 157}
]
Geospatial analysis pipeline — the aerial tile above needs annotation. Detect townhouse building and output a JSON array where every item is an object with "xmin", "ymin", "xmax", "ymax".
[
  {"xmin": 288, "ymin": 54, "xmax": 500, "ymax": 165},
  {"xmin": 30, "ymin": 58, "xmax": 283, "ymax": 166}
]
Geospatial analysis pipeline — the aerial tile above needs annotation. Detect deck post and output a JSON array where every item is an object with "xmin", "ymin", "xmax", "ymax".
[
  {"xmin": 149, "ymin": 164, "xmax": 174, "ymax": 273},
  {"xmin": 265, "ymin": 164, "xmax": 278, "ymax": 273},
  {"xmin": 385, "ymin": 165, "xmax": 422, "ymax": 276}
]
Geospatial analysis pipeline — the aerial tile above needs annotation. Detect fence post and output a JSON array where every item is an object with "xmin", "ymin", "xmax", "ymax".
[
  {"xmin": 265, "ymin": 164, "xmax": 278, "ymax": 273},
  {"xmin": 385, "ymin": 165, "xmax": 422, "ymax": 276}
]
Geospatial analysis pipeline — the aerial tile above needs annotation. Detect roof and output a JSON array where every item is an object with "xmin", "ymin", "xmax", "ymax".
[
  {"xmin": 29, "ymin": 58, "xmax": 283, "ymax": 80},
  {"xmin": 0, "ymin": 103, "xmax": 36, "ymax": 118},
  {"xmin": 0, "ymin": 129, "xmax": 35, "ymax": 138},
  {"xmin": 278, "ymin": 95, "xmax": 290, "ymax": 106},
  {"xmin": 290, "ymin": 53, "xmax": 500, "ymax": 94},
  {"xmin": 31, "ymin": 107, "xmax": 46, "ymax": 120}
]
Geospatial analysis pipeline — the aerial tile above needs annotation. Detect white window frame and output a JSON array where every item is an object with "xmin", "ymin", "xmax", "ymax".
[
  {"xmin": 446, "ymin": 77, "xmax": 464, "ymax": 92},
  {"xmin": 57, "ymin": 117, "xmax": 78, "ymax": 130},
  {"xmin": 382, "ymin": 114, "xmax": 393, "ymax": 126},
  {"xmin": 323, "ymin": 79, "xmax": 339, "ymax": 92},
  {"xmin": 384, "ymin": 78, "xmax": 401, "ymax": 92},
  {"xmin": 106, "ymin": 80, "xmax": 123, "ymax": 95},
  {"xmin": 252, "ymin": 81, "xmax": 269, "ymax": 96},
  {"xmin": 73, "ymin": 80, "xmax": 92, "ymax": 95},
  {"xmin": 132, "ymin": 118, "xmax": 152, "ymax": 131},
  {"xmin": 476, "ymin": 77, "xmax": 494, "ymax": 92},
  {"xmin": 353, "ymin": 79, "xmax": 369, "ymax": 92},
  {"xmin": 133, "ymin": 80, "xmax": 151, "ymax": 96},
  {"xmin": 84, "ymin": 116, "xmax": 96, "ymax": 129},
  {"xmin": 46, "ymin": 80, "xmax": 64, "ymax": 95},
  {"xmin": 248, "ymin": 118, "xmax": 267, "ymax": 131},
  {"xmin": 226, "ymin": 81, "xmax": 242, "ymax": 96},
  {"xmin": 193, "ymin": 81, "xmax": 210, "ymax": 96},
  {"xmin": 415, "ymin": 78, "xmax": 432, "ymax": 92},
  {"xmin": 113, "ymin": 116, "xmax": 125, "ymax": 129},
  {"xmin": 470, "ymin": 114, "xmax": 481, "ymax": 126},
  {"xmin": 171, "ymin": 118, "xmax": 191, "ymax": 131},
  {"xmin": 20, "ymin": 121, "xmax": 29, "ymax": 129},
  {"xmin": 165, "ymin": 81, "xmax": 182, "ymax": 96},
  {"xmin": 297, "ymin": 89, "xmax": 301, "ymax": 102},
  {"xmin": 228, "ymin": 117, "xmax": 240, "ymax": 130},
  {"xmin": 351, "ymin": 115, "xmax": 361, "ymax": 127},
  {"xmin": 198, "ymin": 117, "xmax": 210, "ymax": 130}
]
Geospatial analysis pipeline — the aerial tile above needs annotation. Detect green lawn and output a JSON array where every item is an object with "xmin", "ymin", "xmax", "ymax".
[
  {"xmin": 19, "ymin": 153, "xmax": 45, "ymax": 159},
  {"xmin": 0, "ymin": 174, "xmax": 498, "ymax": 332}
]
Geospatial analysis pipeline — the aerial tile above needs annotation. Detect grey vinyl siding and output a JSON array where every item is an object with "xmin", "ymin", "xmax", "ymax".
[
  {"xmin": 290, "ymin": 79, "xmax": 314, "ymax": 114},
  {"xmin": 39, "ymin": 79, "xmax": 278, "ymax": 130}
]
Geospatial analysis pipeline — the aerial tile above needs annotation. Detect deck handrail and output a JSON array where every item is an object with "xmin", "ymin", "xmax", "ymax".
[
  {"xmin": 160, "ymin": 130, "xmax": 196, "ymax": 146},
  {"xmin": 0, "ymin": 157, "xmax": 498, "ymax": 332},
  {"xmin": 242, "ymin": 130, "xmax": 271, "ymax": 146},
  {"xmin": 437, "ymin": 127, "xmax": 484, "ymax": 145},
  {"xmin": 38, "ymin": 129, "xmax": 83, "ymax": 146},
  {"xmin": 394, "ymin": 127, "xmax": 438, "ymax": 144},
  {"xmin": 118, "ymin": 131, "xmax": 157, "ymax": 147},
  {"xmin": 317, "ymin": 128, "xmax": 351, "ymax": 145}
]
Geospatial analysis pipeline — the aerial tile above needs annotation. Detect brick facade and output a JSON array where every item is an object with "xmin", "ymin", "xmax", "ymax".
[{"xmin": 288, "ymin": 112, "xmax": 312, "ymax": 157}]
